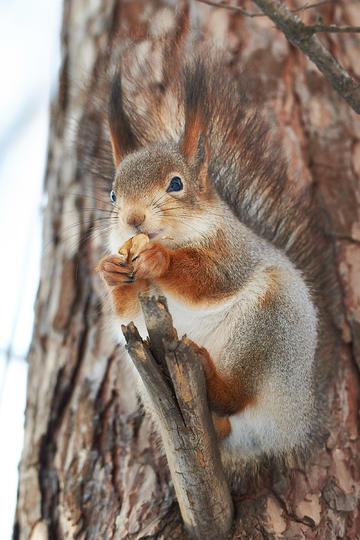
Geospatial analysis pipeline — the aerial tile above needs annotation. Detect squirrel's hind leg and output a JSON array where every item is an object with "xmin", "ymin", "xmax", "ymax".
[
  {"xmin": 193, "ymin": 342, "xmax": 256, "ymax": 418},
  {"xmin": 212, "ymin": 412, "xmax": 232, "ymax": 440}
]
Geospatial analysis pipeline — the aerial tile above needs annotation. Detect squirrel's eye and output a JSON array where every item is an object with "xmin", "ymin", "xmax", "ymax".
[
  {"xmin": 166, "ymin": 176, "xmax": 183, "ymax": 193},
  {"xmin": 110, "ymin": 189, "xmax": 116, "ymax": 202}
]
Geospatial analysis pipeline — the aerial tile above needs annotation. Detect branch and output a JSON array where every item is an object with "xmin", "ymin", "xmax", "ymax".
[
  {"xmin": 251, "ymin": 0, "xmax": 360, "ymax": 113},
  {"xmin": 291, "ymin": 1, "xmax": 336, "ymax": 13},
  {"xmin": 196, "ymin": 0, "xmax": 260, "ymax": 17},
  {"xmin": 122, "ymin": 296, "xmax": 234, "ymax": 540},
  {"xmin": 196, "ymin": 0, "xmax": 337, "ymax": 18},
  {"xmin": 306, "ymin": 24, "xmax": 360, "ymax": 33}
]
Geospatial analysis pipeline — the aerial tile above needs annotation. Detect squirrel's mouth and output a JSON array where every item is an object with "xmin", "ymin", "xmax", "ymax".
[
  {"xmin": 147, "ymin": 229, "xmax": 164, "ymax": 240},
  {"xmin": 135, "ymin": 228, "xmax": 165, "ymax": 240}
]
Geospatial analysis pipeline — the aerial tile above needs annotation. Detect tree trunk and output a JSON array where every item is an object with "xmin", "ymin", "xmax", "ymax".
[{"xmin": 15, "ymin": 1, "xmax": 360, "ymax": 538}]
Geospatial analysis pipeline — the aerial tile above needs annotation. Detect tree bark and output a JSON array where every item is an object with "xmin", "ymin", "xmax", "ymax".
[
  {"xmin": 15, "ymin": 1, "xmax": 360, "ymax": 538},
  {"xmin": 122, "ymin": 296, "xmax": 233, "ymax": 540}
]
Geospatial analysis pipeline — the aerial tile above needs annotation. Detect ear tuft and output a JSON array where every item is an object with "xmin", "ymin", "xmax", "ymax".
[
  {"xmin": 108, "ymin": 72, "xmax": 138, "ymax": 167},
  {"xmin": 180, "ymin": 61, "xmax": 209, "ymax": 186},
  {"xmin": 196, "ymin": 133, "xmax": 207, "ymax": 168},
  {"xmin": 180, "ymin": 112, "xmax": 202, "ymax": 164}
]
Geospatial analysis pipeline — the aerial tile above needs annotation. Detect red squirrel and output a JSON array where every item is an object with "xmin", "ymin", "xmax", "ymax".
[{"xmin": 96, "ymin": 52, "xmax": 335, "ymax": 472}]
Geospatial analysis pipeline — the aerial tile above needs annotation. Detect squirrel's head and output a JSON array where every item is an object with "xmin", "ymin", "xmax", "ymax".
[{"xmin": 107, "ymin": 69, "xmax": 221, "ymax": 251}]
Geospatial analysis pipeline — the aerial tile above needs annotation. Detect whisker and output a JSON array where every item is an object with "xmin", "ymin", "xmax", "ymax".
[
  {"xmin": 151, "ymin": 192, "xmax": 168, "ymax": 208},
  {"xmin": 154, "ymin": 206, "xmax": 224, "ymax": 219},
  {"xmin": 160, "ymin": 215, "xmax": 210, "ymax": 240},
  {"xmin": 47, "ymin": 219, "xmax": 107, "ymax": 240},
  {"xmin": 60, "ymin": 210, "xmax": 115, "ymax": 219},
  {"xmin": 60, "ymin": 190, "xmax": 122, "ymax": 212},
  {"xmin": 153, "ymin": 203, "xmax": 224, "ymax": 221},
  {"xmin": 63, "ymin": 223, "xmax": 115, "ymax": 254}
]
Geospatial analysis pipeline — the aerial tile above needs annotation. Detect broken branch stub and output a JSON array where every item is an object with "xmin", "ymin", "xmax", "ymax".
[
  {"xmin": 138, "ymin": 294, "xmax": 177, "ymax": 370},
  {"xmin": 122, "ymin": 296, "xmax": 234, "ymax": 540}
]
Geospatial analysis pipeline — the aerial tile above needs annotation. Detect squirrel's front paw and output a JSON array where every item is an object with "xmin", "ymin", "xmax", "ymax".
[
  {"xmin": 132, "ymin": 242, "xmax": 170, "ymax": 280},
  {"xmin": 96, "ymin": 254, "xmax": 135, "ymax": 286}
]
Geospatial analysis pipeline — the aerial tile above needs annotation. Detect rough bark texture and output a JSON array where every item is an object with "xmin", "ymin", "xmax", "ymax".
[{"xmin": 15, "ymin": 1, "xmax": 360, "ymax": 539}]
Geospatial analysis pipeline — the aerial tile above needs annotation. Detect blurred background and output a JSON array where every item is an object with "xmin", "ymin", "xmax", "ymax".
[{"xmin": 0, "ymin": 0, "xmax": 62, "ymax": 537}]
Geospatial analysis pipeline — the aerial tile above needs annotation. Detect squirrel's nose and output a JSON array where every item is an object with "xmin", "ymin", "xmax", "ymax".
[{"xmin": 126, "ymin": 211, "xmax": 146, "ymax": 228}]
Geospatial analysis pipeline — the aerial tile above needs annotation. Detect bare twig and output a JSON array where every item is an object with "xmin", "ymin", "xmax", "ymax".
[
  {"xmin": 291, "ymin": 0, "xmax": 335, "ymax": 13},
  {"xmin": 196, "ymin": 0, "xmax": 337, "ymax": 18},
  {"xmin": 306, "ymin": 24, "xmax": 360, "ymax": 33},
  {"xmin": 251, "ymin": 0, "xmax": 360, "ymax": 113},
  {"xmin": 122, "ymin": 296, "xmax": 234, "ymax": 540},
  {"xmin": 196, "ymin": 0, "xmax": 259, "ymax": 17}
]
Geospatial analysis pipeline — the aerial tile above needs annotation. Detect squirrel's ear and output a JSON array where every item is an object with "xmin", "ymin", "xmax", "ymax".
[
  {"xmin": 180, "ymin": 121, "xmax": 209, "ymax": 189},
  {"xmin": 108, "ymin": 73, "xmax": 138, "ymax": 167},
  {"xmin": 180, "ymin": 62, "xmax": 209, "ymax": 188}
]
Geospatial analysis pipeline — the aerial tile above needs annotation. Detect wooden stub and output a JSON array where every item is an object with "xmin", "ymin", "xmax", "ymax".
[
  {"xmin": 122, "ymin": 296, "xmax": 234, "ymax": 540},
  {"xmin": 121, "ymin": 322, "xmax": 182, "ymax": 424},
  {"xmin": 138, "ymin": 295, "xmax": 178, "ymax": 371},
  {"xmin": 164, "ymin": 337, "xmax": 234, "ymax": 539}
]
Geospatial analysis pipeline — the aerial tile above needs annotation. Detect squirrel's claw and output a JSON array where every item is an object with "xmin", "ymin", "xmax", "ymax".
[
  {"xmin": 96, "ymin": 253, "xmax": 135, "ymax": 286},
  {"xmin": 132, "ymin": 242, "xmax": 170, "ymax": 280}
]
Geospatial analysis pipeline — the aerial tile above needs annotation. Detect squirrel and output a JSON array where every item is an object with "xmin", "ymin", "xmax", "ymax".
[{"xmin": 95, "ymin": 47, "xmax": 336, "ymax": 473}]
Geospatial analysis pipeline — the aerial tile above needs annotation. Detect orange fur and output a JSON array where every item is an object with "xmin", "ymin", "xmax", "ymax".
[
  {"xmin": 109, "ymin": 128, "xmax": 123, "ymax": 167},
  {"xmin": 180, "ymin": 109, "xmax": 210, "ymax": 190},
  {"xmin": 212, "ymin": 413, "xmax": 232, "ymax": 441},
  {"xmin": 193, "ymin": 343, "xmax": 255, "ymax": 417},
  {"xmin": 260, "ymin": 267, "xmax": 284, "ymax": 308},
  {"xmin": 133, "ymin": 242, "xmax": 170, "ymax": 280},
  {"xmin": 181, "ymin": 111, "xmax": 202, "ymax": 163},
  {"xmin": 133, "ymin": 242, "xmax": 234, "ymax": 305},
  {"xmin": 160, "ymin": 247, "xmax": 223, "ymax": 303},
  {"xmin": 111, "ymin": 282, "xmax": 146, "ymax": 318},
  {"xmin": 96, "ymin": 254, "xmax": 132, "ymax": 286},
  {"xmin": 96, "ymin": 254, "xmax": 148, "ymax": 318}
]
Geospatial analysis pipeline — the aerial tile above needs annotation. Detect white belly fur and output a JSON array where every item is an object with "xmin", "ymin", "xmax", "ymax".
[{"xmin": 165, "ymin": 294, "xmax": 236, "ymax": 356}]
